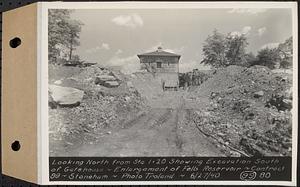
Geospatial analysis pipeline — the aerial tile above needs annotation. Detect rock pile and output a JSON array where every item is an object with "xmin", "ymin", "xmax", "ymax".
[
  {"xmin": 94, "ymin": 74, "xmax": 120, "ymax": 88},
  {"xmin": 191, "ymin": 65, "xmax": 293, "ymax": 156},
  {"xmin": 49, "ymin": 65, "xmax": 148, "ymax": 155},
  {"xmin": 67, "ymin": 65, "xmax": 123, "ymax": 89},
  {"xmin": 49, "ymin": 86, "xmax": 147, "ymax": 154}
]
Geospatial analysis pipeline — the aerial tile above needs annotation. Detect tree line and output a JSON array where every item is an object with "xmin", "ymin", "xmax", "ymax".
[
  {"xmin": 201, "ymin": 29, "xmax": 293, "ymax": 69},
  {"xmin": 48, "ymin": 9, "xmax": 83, "ymax": 65}
]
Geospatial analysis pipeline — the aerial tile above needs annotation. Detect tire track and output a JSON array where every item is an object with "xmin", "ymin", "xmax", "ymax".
[
  {"xmin": 152, "ymin": 108, "xmax": 173, "ymax": 127},
  {"xmin": 122, "ymin": 112, "xmax": 147, "ymax": 129},
  {"xmin": 64, "ymin": 98, "xmax": 224, "ymax": 156},
  {"xmin": 174, "ymin": 109, "xmax": 184, "ymax": 155}
]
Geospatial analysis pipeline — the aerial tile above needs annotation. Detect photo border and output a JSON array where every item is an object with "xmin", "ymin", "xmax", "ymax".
[{"xmin": 39, "ymin": 2, "xmax": 298, "ymax": 185}]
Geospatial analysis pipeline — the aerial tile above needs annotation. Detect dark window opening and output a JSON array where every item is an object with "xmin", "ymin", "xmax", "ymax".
[{"xmin": 157, "ymin": 62, "xmax": 162, "ymax": 68}]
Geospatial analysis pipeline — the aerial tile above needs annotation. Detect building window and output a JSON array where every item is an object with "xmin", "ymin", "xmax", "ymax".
[{"xmin": 157, "ymin": 62, "xmax": 162, "ymax": 68}]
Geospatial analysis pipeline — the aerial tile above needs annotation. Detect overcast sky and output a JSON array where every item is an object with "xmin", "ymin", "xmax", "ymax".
[{"xmin": 69, "ymin": 8, "xmax": 293, "ymax": 73}]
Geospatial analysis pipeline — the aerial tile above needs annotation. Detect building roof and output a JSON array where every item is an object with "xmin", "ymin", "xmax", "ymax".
[{"xmin": 137, "ymin": 47, "xmax": 181, "ymax": 58}]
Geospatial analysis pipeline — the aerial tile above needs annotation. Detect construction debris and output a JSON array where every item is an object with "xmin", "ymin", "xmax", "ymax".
[
  {"xmin": 49, "ymin": 63, "xmax": 293, "ymax": 157},
  {"xmin": 190, "ymin": 65, "xmax": 292, "ymax": 156},
  {"xmin": 49, "ymin": 65, "xmax": 147, "ymax": 155}
]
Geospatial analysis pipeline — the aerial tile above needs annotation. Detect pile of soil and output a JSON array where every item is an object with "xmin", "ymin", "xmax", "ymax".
[
  {"xmin": 191, "ymin": 65, "xmax": 293, "ymax": 156},
  {"xmin": 49, "ymin": 65, "xmax": 148, "ymax": 156}
]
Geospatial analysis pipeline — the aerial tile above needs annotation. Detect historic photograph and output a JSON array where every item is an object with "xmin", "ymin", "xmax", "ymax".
[{"xmin": 48, "ymin": 8, "xmax": 294, "ymax": 157}]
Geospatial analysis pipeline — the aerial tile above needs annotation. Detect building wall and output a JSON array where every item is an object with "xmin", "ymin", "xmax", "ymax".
[
  {"xmin": 155, "ymin": 72, "xmax": 179, "ymax": 88},
  {"xmin": 140, "ymin": 56, "xmax": 179, "ymax": 73}
]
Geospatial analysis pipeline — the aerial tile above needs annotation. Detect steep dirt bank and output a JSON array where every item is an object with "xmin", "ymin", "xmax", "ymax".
[{"xmin": 189, "ymin": 65, "xmax": 293, "ymax": 156}]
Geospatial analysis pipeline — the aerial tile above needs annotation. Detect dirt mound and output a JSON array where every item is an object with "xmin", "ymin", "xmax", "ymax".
[
  {"xmin": 191, "ymin": 65, "xmax": 293, "ymax": 156},
  {"xmin": 48, "ymin": 64, "xmax": 83, "ymax": 84},
  {"xmin": 49, "ymin": 65, "xmax": 148, "ymax": 156},
  {"xmin": 196, "ymin": 65, "xmax": 289, "ymax": 97},
  {"xmin": 72, "ymin": 65, "xmax": 127, "ymax": 83},
  {"xmin": 70, "ymin": 65, "xmax": 116, "ymax": 85},
  {"xmin": 49, "ymin": 91, "xmax": 147, "ymax": 155}
]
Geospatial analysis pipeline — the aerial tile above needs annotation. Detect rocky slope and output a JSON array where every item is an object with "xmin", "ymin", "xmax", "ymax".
[
  {"xmin": 49, "ymin": 65, "xmax": 147, "ymax": 156},
  {"xmin": 190, "ymin": 65, "xmax": 293, "ymax": 156}
]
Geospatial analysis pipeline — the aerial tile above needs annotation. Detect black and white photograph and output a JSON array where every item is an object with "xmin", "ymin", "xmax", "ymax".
[{"xmin": 48, "ymin": 6, "xmax": 295, "ymax": 158}]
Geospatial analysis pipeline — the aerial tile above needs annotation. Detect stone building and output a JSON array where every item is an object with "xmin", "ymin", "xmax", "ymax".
[{"xmin": 137, "ymin": 47, "xmax": 181, "ymax": 89}]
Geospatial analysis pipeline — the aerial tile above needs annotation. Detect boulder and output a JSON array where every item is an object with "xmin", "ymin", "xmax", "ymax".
[
  {"xmin": 254, "ymin": 91, "xmax": 264, "ymax": 98},
  {"xmin": 282, "ymin": 99, "xmax": 292, "ymax": 110},
  {"xmin": 54, "ymin": 79, "xmax": 62, "ymax": 85},
  {"xmin": 240, "ymin": 138, "xmax": 266, "ymax": 156},
  {"xmin": 49, "ymin": 85, "xmax": 84, "ymax": 107},
  {"xmin": 230, "ymin": 151, "xmax": 241, "ymax": 157},
  {"xmin": 48, "ymin": 92, "xmax": 57, "ymax": 109},
  {"xmin": 104, "ymin": 81, "xmax": 119, "ymax": 88},
  {"xmin": 210, "ymin": 92, "xmax": 218, "ymax": 99},
  {"xmin": 282, "ymin": 141, "xmax": 292, "ymax": 149},
  {"xmin": 124, "ymin": 96, "xmax": 131, "ymax": 102},
  {"xmin": 95, "ymin": 75, "xmax": 116, "ymax": 85},
  {"xmin": 267, "ymin": 94, "xmax": 292, "ymax": 111},
  {"xmin": 285, "ymin": 87, "xmax": 292, "ymax": 99},
  {"xmin": 127, "ymin": 81, "xmax": 134, "ymax": 88},
  {"xmin": 127, "ymin": 81, "xmax": 136, "ymax": 92},
  {"xmin": 281, "ymin": 76, "xmax": 288, "ymax": 82},
  {"xmin": 217, "ymin": 132, "xmax": 225, "ymax": 137}
]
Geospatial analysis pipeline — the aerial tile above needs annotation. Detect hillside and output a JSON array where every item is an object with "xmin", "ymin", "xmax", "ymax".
[
  {"xmin": 49, "ymin": 65, "xmax": 148, "ymax": 155},
  {"xmin": 189, "ymin": 65, "xmax": 293, "ymax": 156}
]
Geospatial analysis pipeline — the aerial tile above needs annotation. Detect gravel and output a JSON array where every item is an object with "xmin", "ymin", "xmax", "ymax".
[{"xmin": 190, "ymin": 65, "xmax": 293, "ymax": 156}]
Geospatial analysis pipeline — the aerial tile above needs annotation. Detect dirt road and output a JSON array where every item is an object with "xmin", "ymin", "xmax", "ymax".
[{"xmin": 64, "ymin": 91, "xmax": 223, "ymax": 157}]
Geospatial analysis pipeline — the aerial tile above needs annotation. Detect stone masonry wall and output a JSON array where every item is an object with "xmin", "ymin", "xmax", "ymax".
[{"xmin": 140, "ymin": 56, "xmax": 179, "ymax": 73}]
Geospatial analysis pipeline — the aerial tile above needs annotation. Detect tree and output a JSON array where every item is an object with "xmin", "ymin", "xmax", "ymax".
[
  {"xmin": 255, "ymin": 47, "xmax": 280, "ymax": 69},
  {"xmin": 225, "ymin": 33, "xmax": 248, "ymax": 66},
  {"xmin": 244, "ymin": 52, "xmax": 257, "ymax": 67},
  {"xmin": 277, "ymin": 36, "xmax": 293, "ymax": 69},
  {"xmin": 65, "ymin": 19, "xmax": 83, "ymax": 62},
  {"xmin": 201, "ymin": 29, "xmax": 250, "ymax": 68},
  {"xmin": 48, "ymin": 9, "xmax": 83, "ymax": 64},
  {"xmin": 49, "ymin": 10, "xmax": 71, "ymax": 64},
  {"xmin": 279, "ymin": 60, "xmax": 290, "ymax": 69},
  {"xmin": 201, "ymin": 29, "xmax": 227, "ymax": 68}
]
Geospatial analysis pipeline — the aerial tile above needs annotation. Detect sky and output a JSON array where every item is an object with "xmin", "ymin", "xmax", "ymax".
[{"xmin": 69, "ymin": 8, "xmax": 293, "ymax": 73}]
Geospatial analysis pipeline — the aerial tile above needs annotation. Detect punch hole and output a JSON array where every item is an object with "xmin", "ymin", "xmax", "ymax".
[
  {"xmin": 11, "ymin": 141, "xmax": 21, "ymax": 151},
  {"xmin": 9, "ymin": 37, "xmax": 22, "ymax": 48}
]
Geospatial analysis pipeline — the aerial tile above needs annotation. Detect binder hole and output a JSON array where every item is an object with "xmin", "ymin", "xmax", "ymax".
[
  {"xmin": 9, "ymin": 37, "xmax": 22, "ymax": 48},
  {"xmin": 11, "ymin": 141, "xmax": 21, "ymax": 151}
]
